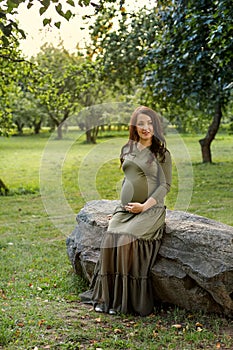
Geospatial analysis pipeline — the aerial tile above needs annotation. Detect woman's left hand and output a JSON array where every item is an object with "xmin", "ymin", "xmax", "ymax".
[
  {"xmin": 125, "ymin": 202, "xmax": 143, "ymax": 213},
  {"xmin": 125, "ymin": 197, "xmax": 157, "ymax": 213}
]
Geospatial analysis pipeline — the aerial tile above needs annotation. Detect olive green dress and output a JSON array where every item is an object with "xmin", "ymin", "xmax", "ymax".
[{"xmin": 81, "ymin": 143, "xmax": 172, "ymax": 316}]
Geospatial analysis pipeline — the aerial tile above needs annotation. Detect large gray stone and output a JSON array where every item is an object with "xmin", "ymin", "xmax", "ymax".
[{"xmin": 66, "ymin": 200, "xmax": 233, "ymax": 315}]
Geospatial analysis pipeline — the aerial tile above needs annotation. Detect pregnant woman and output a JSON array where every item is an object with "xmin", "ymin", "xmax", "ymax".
[{"xmin": 81, "ymin": 106, "xmax": 172, "ymax": 316}]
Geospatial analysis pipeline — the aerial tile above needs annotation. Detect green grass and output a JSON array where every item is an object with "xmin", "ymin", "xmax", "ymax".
[{"xmin": 0, "ymin": 130, "xmax": 233, "ymax": 349}]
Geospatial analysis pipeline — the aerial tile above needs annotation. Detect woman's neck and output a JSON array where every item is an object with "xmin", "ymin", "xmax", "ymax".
[{"xmin": 137, "ymin": 139, "xmax": 152, "ymax": 150}]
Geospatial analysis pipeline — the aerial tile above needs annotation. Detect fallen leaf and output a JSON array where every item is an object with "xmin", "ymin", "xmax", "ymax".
[
  {"xmin": 38, "ymin": 319, "xmax": 46, "ymax": 327},
  {"xmin": 0, "ymin": 289, "xmax": 7, "ymax": 299},
  {"xmin": 95, "ymin": 317, "xmax": 101, "ymax": 323},
  {"xmin": 195, "ymin": 322, "xmax": 203, "ymax": 328},
  {"xmin": 17, "ymin": 322, "xmax": 24, "ymax": 328},
  {"xmin": 172, "ymin": 324, "xmax": 182, "ymax": 329},
  {"xmin": 216, "ymin": 342, "xmax": 221, "ymax": 349},
  {"xmin": 15, "ymin": 329, "xmax": 21, "ymax": 337},
  {"xmin": 195, "ymin": 322, "xmax": 203, "ymax": 332},
  {"xmin": 114, "ymin": 328, "xmax": 122, "ymax": 334}
]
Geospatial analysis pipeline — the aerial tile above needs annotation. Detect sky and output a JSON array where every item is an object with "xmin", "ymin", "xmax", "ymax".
[
  {"xmin": 14, "ymin": 1, "xmax": 150, "ymax": 58},
  {"xmin": 15, "ymin": 2, "xmax": 95, "ymax": 57}
]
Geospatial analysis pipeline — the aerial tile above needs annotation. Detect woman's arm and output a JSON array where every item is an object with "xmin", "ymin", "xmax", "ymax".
[{"xmin": 150, "ymin": 150, "xmax": 172, "ymax": 202}]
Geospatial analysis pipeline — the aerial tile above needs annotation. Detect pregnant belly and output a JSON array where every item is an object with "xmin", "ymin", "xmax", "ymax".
[{"xmin": 120, "ymin": 179, "xmax": 148, "ymax": 206}]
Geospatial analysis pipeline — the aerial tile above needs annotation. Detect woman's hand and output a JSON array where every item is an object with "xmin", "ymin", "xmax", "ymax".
[
  {"xmin": 125, "ymin": 202, "xmax": 144, "ymax": 213},
  {"xmin": 125, "ymin": 197, "xmax": 157, "ymax": 214}
]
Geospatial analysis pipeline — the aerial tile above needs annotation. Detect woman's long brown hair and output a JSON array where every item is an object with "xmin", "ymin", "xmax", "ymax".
[{"xmin": 120, "ymin": 106, "xmax": 167, "ymax": 165}]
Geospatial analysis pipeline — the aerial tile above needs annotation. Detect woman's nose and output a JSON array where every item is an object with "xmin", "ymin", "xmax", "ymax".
[{"xmin": 142, "ymin": 124, "xmax": 149, "ymax": 130}]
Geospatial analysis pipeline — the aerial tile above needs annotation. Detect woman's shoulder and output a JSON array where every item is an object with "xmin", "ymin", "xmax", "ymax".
[
  {"xmin": 157, "ymin": 148, "xmax": 171, "ymax": 163},
  {"xmin": 121, "ymin": 141, "xmax": 136, "ymax": 154}
]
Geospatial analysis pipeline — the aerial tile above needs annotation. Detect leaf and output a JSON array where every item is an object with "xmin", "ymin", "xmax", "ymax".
[
  {"xmin": 41, "ymin": 0, "xmax": 50, "ymax": 6},
  {"xmin": 66, "ymin": 0, "xmax": 75, "ymax": 6},
  {"xmin": 55, "ymin": 3, "xmax": 62, "ymax": 15},
  {"xmin": 54, "ymin": 21, "xmax": 61, "ymax": 29},
  {"xmin": 38, "ymin": 319, "xmax": 46, "ymax": 327},
  {"xmin": 153, "ymin": 330, "xmax": 159, "ymax": 337},
  {"xmin": 196, "ymin": 327, "xmax": 203, "ymax": 332},
  {"xmin": 172, "ymin": 324, "xmax": 182, "ymax": 329},
  {"xmin": 43, "ymin": 18, "xmax": 51, "ymax": 26},
  {"xmin": 27, "ymin": 2, "xmax": 33, "ymax": 9},
  {"xmin": 6, "ymin": 0, "xmax": 19, "ymax": 11},
  {"xmin": 0, "ymin": 289, "xmax": 7, "ymax": 299},
  {"xmin": 18, "ymin": 28, "xmax": 26, "ymax": 39},
  {"xmin": 17, "ymin": 322, "xmax": 25, "ymax": 327},
  {"xmin": 3, "ymin": 23, "xmax": 12, "ymax": 36},
  {"xmin": 195, "ymin": 322, "xmax": 203, "ymax": 329},
  {"xmin": 39, "ymin": 6, "xmax": 48, "ymax": 16},
  {"xmin": 64, "ymin": 10, "xmax": 72, "ymax": 21},
  {"xmin": 114, "ymin": 328, "xmax": 122, "ymax": 334}
]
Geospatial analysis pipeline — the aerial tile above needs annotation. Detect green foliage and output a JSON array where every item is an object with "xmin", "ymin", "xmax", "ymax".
[
  {"xmin": 32, "ymin": 44, "xmax": 107, "ymax": 140},
  {"xmin": 0, "ymin": 29, "xmax": 32, "ymax": 136},
  {"xmin": 34, "ymin": 44, "xmax": 82, "ymax": 126},
  {"xmin": 90, "ymin": 0, "xmax": 232, "ymax": 115},
  {"xmin": 143, "ymin": 0, "xmax": 233, "ymax": 110},
  {"xmin": 88, "ymin": 0, "xmax": 233, "ymax": 161},
  {"xmin": 87, "ymin": 4, "xmax": 154, "ymax": 91}
]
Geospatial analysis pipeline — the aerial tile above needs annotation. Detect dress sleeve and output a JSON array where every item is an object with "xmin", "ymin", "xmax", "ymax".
[{"xmin": 150, "ymin": 150, "xmax": 172, "ymax": 203}]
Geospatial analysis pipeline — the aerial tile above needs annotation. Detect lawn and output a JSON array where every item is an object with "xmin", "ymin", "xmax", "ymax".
[{"xmin": 0, "ymin": 130, "xmax": 232, "ymax": 349}]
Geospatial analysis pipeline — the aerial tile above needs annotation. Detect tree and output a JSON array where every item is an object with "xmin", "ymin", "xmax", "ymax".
[
  {"xmin": 10, "ymin": 90, "xmax": 47, "ymax": 134},
  {"xmin": 73, "ymin": 59, "xmax": 109, "ymax": 144},
  {"xmin": 87, "ymin": 4, "xmax": 155, "ymax": 92},
  {"xmin": 88, "ymin": 0, "xmax": 233, "ymax": 162},
  {"xmin": 0, "ymin": 20, "xmax": 31, "ymax": 194},
  {"xmin": 142, "ymin": 0, "xmax": 233, "ymax": 162},
  {"xmin": 33, "ymin": 44, "xmax": 82, "ymax": 139}
]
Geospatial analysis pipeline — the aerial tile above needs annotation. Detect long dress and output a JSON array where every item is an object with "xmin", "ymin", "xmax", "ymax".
[{"xmin": 81, "ymin": 143, "xmax": 172, "ymax": 316}]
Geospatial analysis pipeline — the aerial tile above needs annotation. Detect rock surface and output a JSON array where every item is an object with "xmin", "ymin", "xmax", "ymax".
[{"xmin": 66, "ymin": 200, "xmax": 233, "ymax": 315}]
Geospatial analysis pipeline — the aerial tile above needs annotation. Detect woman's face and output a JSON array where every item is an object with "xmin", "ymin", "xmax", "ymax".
[{"xmin": 136, "ymin": 113, "xmax": 154, "ymax": 143}]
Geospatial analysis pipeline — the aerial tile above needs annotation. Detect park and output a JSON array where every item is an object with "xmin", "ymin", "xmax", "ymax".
[{"xmin": 1, "ymin": 0, "xmax": 233, "ymax": 349}]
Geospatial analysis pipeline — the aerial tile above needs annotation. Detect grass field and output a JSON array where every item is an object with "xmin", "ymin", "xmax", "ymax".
[{"xmin": 0, "ymin": 130, "xmax": 232, "ymax": 349}]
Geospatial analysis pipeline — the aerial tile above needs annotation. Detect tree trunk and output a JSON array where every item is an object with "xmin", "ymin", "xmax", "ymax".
[
  {"xmin": 199, "ymin": 102, "xmax": 222, "ymax": 163},
  {"xmin": 91, "ymin": 125, "xmax": 99, "ymax": 144},
  {"xmin": 15, "ymin": 121, "xmax": 24, "ymax": 135},
  {"xmin": 0, "ymin": 178, "xmax": 9, "ymax": 195},
  {"xmin": 57, "ymin": 123, "xmax": 63, "ymax": 140},
  {"xmin": 85, "ymin": 126, "xmax": 99, "ymax": 144},
  {"xmin": 34, "ymin": 120, "xmax": 42, "ymax": 134},
  {"xmin": 86, "ymin": 129, "xmax": 92, "ymax": 143}
]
